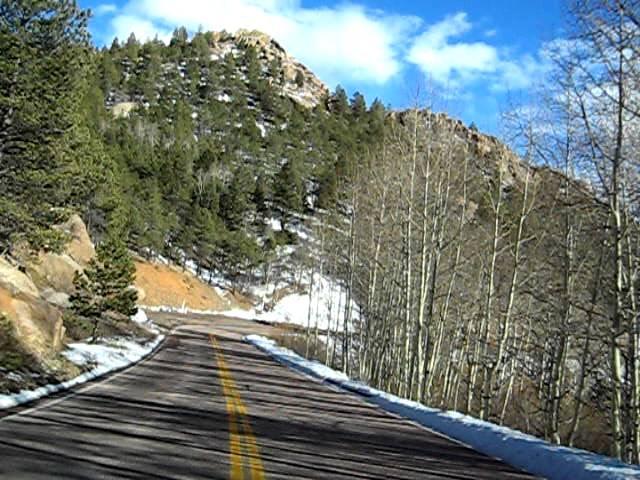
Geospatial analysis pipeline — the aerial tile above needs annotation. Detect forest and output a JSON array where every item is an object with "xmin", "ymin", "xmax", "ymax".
[{"xmin": 2, "ymin": 0, "xmax": 640, "ymax": 464}]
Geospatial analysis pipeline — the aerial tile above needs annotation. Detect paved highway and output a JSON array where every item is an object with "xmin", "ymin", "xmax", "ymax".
[{"xmin": 0, "ymin": 314, "xmax": 537, "ymax": 479}]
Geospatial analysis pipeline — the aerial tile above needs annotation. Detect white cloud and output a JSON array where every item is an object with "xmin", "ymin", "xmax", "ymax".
[
  {"xmin": 407, "ymin": 13, "xmax": 499, "ymax": 87},
  {"xmin": 94, "ymin": 4, "xmax": 117, "ymax": 16},
  {"xmin": 104, "ymin": 0, "xmax": 420, "ymax": 86},
  {"xmin": 111, "ymin": 15, "xmax": 171, "ymax": 43},
  {"xmin": 407, "ymin": 12, "xmax": 547, "ymax": 93},
  {"xmin": 99, "ymin": 3, "xmax": 552, "ymax": 99}
]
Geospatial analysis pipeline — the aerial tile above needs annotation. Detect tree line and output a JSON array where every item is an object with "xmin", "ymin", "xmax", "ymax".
[
  {"xmin": 0, "ymin": 1, "xmax": 386, "ymax": 334},
  {"xmin": 303, "ymin": 0, "xmax": 640, "ymax": 463}
]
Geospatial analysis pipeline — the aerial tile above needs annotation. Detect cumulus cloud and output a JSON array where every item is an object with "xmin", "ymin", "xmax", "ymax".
[
  {"xmin": 407, "ymin": 12, "xmax": 547, "ymax": 92},
  {"xmin": 111, "ymin": 15, "xmax": 172, "ymax": 43},
  {"xmin": 408, "ymin": 13, "xmax": 498, "ymax": 86},
  {"xmin": 103, "ymin": 0, "xmax": 421, "ymax": 86},
  {"xmin": 99, "ymin": 2, "xmax": 550, "ymax": 98},
  {"xmin": 93, "ymin": 3, "xmax": 117, "ymax": 16}
]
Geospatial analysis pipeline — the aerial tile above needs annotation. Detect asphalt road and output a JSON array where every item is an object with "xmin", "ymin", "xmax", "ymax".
[{"xmin": 0, "ymin": 314, "xmax": 537, "ymax": 479}]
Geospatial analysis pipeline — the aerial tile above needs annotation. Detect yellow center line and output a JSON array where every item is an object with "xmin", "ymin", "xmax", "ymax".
[{"xmin": 211, "ymin": 335, "xmax": 266, "ymax": 480}]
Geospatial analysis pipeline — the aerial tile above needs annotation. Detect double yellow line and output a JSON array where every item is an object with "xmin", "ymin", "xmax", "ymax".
[{"xmin": 210, "ymin": 335, "xmax": 266, "ymax": 480}]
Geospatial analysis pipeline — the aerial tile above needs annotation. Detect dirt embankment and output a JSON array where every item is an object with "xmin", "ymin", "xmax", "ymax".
[{"xmin": 134, "ymin": 261, "xmax": 251, "ymax": 311}]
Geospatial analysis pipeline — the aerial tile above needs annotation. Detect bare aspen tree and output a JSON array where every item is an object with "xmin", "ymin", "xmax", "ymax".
[
  {"xmin": 563, "ymin": 0, "xmax": 640, "ymax": 458},
  {"xmin": 481, "ymin": 163, "xmax": 532, "ymax": 421}
]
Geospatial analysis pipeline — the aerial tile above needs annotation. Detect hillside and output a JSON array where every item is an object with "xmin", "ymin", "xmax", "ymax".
[
  {"xmin": 75, "ymin": 27, "xmax": 627, "ymax": 458},
  {"xmin": 85, "ymin": 27, "xmax": 385, "ymax": 289},
  {"xmin": 2, "ymin": 0, "xmax": 639, "ymax": 467}
]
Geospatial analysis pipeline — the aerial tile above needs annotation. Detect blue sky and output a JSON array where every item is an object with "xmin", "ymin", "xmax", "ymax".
[{"xmin": 80, "ymin": 0, "xmax": 565, "ymax": 133}]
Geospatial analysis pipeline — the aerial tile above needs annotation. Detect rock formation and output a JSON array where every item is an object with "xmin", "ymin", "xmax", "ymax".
[{"xmin": 0, "ymin": 215, "xmax": 96, "ymax": 360}]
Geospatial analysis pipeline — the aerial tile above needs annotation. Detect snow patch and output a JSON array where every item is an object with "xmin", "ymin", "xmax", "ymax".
[
  {"xmin": 131, "ymin": 308, "xmax": 160, "ymax": 334},
  {"xmin": 131, "ymin": 308, "xmax": 148, "ymax": 325},
  {"xmin": 145, "ymin": 268, "xmax": 358, "ymax": 332},
  {"xmin": 259, "ymin": 272, "xmax": 358, "ymax": 331},
  {"xmin": 0, "ymin": 311, "xmax": 164, "ymax": 410},
  {"xmin": 256, "ymin": 121, "xmax": 267, "ymax": 138},
  {"xmin": 245, "ymin": 335, "xmax": 640, "ymax": 480}
]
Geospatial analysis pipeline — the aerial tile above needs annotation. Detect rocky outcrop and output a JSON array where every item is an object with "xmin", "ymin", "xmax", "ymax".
[
  {"xmin": 0, "ymin": 214, "xmax": 96, "ymax": 360},
  {"xmin": 12, "ymin": 214, "xmax": 95, "ymax": 295},
  {"xmin": 210, "ymin": 29, "xmax": 329, "ymax": 108},
  {"xmin": 26, "ymin": 252, "xmax": 82, "ymax": 295},
  {"xmin": 58, "ymin": 214, "xmax": 96, "ymax": 267},
  {"xmin": 0, "ymin": 258, "xmax": 39, "ymax": 298},
  {"xmin": 112, "ymin": 102, "xmax": 136, "ymax": 119},
  {"xmin": 393, "ymin": 109, "xmax": 531, "ymax": 188},
  {"xmin": 0, "ymin": 258, "xmax": 64, "ymax": 358}
]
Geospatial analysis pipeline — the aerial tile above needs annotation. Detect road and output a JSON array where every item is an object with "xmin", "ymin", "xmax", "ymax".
[{"xmin": 0, "ymin": 314, "xmax": 536, "ymax": 479}]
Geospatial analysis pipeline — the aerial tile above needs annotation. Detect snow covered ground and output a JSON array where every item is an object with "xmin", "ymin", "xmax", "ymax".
[
  {"xmin": 258, "ymin": 272, "xmax": 358, "ymax": 331},
  {"xmin": 0, "ymin": 310, "xmax": 164, "ymax": 410},
  {"xmin": 246, "ymin": 334, "xmax": 640, "ymax": 480},
  {"xmin": 144, "ymin": 268, "xmax": 359, "ymax": 333}
]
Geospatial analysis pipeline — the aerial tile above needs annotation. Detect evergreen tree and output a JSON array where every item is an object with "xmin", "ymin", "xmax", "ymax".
[
  {"xmin": 98, "ymin": 50, "xmax": 120, "ymax": 94},
  {"xmin": 191, "ymin": 31, "xmax": 210, "ymax": 61},
  {"xmin": 220, "ymin": 164, "xmax": 255, "ymax": 231},
  {"xmin": 253, "ymin": 172, "xmax": 271, "ymax": 217},
  {"xmin": 0, "ymin": 0, "xmax": 99, "ymax": 252},
  {"xmin": 350, "ymin": 91, "xmax": 367, "ymax": 118},
  {"xmin": 124, "ymin": 32, "xmax": 140, "ymax": 60},
  {"xmin": 316, "ymin": 164, "xmax": 338, "ymax": 210},
  {"xmin": 329, "ymin": 85, "xmax": 349, "ymax": 115},
  {"xmin": 273, "ymin": 157, "xmax": 304, "ymax": 231},
  {"xmin": 71, "ymin": 219, "xmax": 137, "ymax": 339},
  {"xmin": 244, "ymin": 45, "xmax": 261, "ymax": 90}
]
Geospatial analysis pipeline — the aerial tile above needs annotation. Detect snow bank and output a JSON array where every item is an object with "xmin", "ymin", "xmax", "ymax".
[
  {"xmin": 261, "ymin": 273, "xmax": 358, "ymax": 331},
  {"xmin": 131, "ymin": 308, "xmax": 161, "ymax": 334},
  {"xmin": 246, "ymin": 334, "xmax": 640, "ymax": 480},
  {"xmin": 131, "ymin": 308, "xmax": 148, "ymax": 325},
  {"xmin": 0, "ymin": 310, "xmax": 164, "ymax": 411}
]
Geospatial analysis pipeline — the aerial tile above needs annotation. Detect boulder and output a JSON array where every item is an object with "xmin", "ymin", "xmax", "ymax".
[
  {"xmin": 134, "ymin": 285, "xmax": 146, "ymax": 303},
  {"xmin": 112, "ymin": 102, "xmax": 136, "ymax": 118},
  {"xmin": 40, "ymin": 289, "xmax": 71, "ymax": 309},
  {"xmin": 26, "ymin": 251, "xmax": 82, "ymax": 295},
  {"xmin": 13, "ymin": 215, "xmax": 95, "ymax": 295},
  {"xmin": 0, "ymin": 258, "xmax": 39, "ymax": 298},
  {"xmin": 0, "ymin": 282, "xmax": 64, "ymax": 358},
  {"xmin": 56, "ymin": 214, "xmax": 95, "ymax": 267},
  {"xmin": 0, "ymin": 214, "xmax": 94, "ymax": 358}
]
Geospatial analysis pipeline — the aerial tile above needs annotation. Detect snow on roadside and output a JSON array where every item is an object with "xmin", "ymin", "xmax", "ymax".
[
  {"xmin": 245, "ymin": 334, "xmax": 640, "ymax": 480},
  {"xmin": 143, "ymin": 275, "xmax": 358, "ymax": 333},
  {"xmin": 258, "ymin": 272, "xmax": 358, "ymax": 331},
  {"xmin": 131, "ymin": 308, "xmax": 160, "ymax": 334},
  {"xmin": 0, "ymin": 309, "xmax": 164, "ymax": 411}
]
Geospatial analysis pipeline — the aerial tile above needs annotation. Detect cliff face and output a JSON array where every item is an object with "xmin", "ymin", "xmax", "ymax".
[{"xmin": 213, "ymin": 29, "xmax": 328, "ymax": 108}]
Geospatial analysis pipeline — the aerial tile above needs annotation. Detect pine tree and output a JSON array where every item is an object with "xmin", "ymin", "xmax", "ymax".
[
  {"xmin": 220, "ymin": 164, "xmax": 255, "ymax": 231},
  {"xmin": 71, "ymin": 219, "xmax": 137, "ymax": 339},
  {"xmin": 253, "ymin": 172, "xmax": 271, "ymax": 217},
  {"xmin": 350, "ymin": 92, "xmax": 367, "ymax": 118},
  {"xmin": 316, "ymin": 164, "xmax": 338, "ymax": 210},
  {"xmin": 330, "ymin": 85, "xmax": 349, "ymax": 115},
  {"xmin": 124, "ymin": 33, "xmax": 140, "ymax": 61},
  {"xmin": 244, "ymin": 45, "xmax": 261, "ymax": 90},
  {"xmin": 98, "ymin": 50, "xmax": 120, "ymax": 95},
  {"xmin": 274, "ymin": 157, "xmax": 304, "ymax": 231},
  {"xmin": 0, "ymin": 0, "xmax": 98, "ymax": 252}
]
